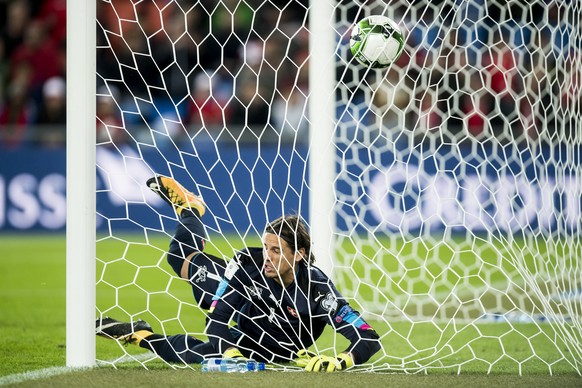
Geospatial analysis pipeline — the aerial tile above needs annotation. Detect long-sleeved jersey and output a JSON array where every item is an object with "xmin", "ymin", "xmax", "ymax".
[{"xmin": 206, "ymin": 247, "xmax": 381, "ymax": 364}]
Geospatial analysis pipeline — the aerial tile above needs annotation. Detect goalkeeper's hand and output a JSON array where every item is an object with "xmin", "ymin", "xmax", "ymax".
[
  {"xmin": 302, "ymin": 352, "xmax": 354, "ymax": 372},
  {"xmin": 294, "ymin": 349, "xmax": 317, "ymax": 368},
  {"xmin": 223, "ymin": 347, "xmax": 246, "ymax": 359}
]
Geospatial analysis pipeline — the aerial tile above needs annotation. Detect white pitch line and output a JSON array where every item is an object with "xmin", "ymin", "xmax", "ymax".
[
  {"xmin": 0, "ymin": 353, "xmax": 153, "ymax": 386},
  {"xmin": 0, "ymin": 366, "xmax": 88, "ymax": 386}
]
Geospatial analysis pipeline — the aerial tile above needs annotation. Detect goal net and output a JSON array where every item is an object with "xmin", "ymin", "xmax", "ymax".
[{"xmin": 94, "ymin": 0, "xmax": 582, "ymax": 374}]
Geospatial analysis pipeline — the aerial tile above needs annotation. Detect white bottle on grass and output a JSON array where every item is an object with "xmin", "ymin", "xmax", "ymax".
[{"xmin": 201, "ymin": 358, "xmax": 266, "ymax": 373}]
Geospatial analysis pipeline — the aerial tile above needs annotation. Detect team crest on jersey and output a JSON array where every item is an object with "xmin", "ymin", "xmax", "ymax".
[
  {"xmin": 191, "ymin": 265, "xmax": 207, "ymax": 283},
  {"xmin": 287, "ymin": 306, "xmax": 298, "ymax": 317},
  {"xmin": 320, "ymin": 292, "xmax": 337, "ymax": 312}
]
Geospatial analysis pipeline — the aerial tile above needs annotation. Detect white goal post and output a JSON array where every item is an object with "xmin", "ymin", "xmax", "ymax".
[
  {"xmin": 307, "ymin": 0, "xmax": 336, "ymax": 278},
  {"xmin": 66, "ymin": 0, "xmax": 96, "ymax": 368},
  {"xmin": 70, "ymin": 0, "xmax": 582, "ymax": 374}
]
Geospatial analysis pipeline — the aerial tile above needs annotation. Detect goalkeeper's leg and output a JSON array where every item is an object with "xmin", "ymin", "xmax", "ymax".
[
  {"xmin": 147, "ymin": 175, "xmax": 225, "ymax": 309},
  {"xmin": 168, "ymin": 207, "xmax": 226, "ymax": 309},
  {"xmin": 96, "ymin": 317, "xmax": 220, "ymax": 364},
  {"xmin": 141, "ymin": 330, "xmax": 295, "ymax": 364},
  {"xmin": 139, "ymin": 333, "xmax": 220, "ymax": 364}
]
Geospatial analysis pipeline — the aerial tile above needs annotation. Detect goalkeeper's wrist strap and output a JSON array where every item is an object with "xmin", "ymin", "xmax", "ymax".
[{"xmin": 223, "ymin": 347, "xmax": 244, "ymax": 358}]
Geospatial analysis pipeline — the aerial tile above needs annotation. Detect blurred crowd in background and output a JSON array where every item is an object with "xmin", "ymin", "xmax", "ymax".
[
  {"xmin": 0, "ymin": 0, "xmax": 313, "ymax": 149},
  {"xmin": 377, "ymin": 0, "xmax": 579, "ymax": 145},
  {"xmin": 0, "ymin": 0, "xmax": 578, "ymax": 149},
  {"xmin": 94, "ymin": 0, "xmax": 311, "ymax": 148},
  {"xmin": 0, "ymin": 0, "xmax": 66, "ymax": 147}
]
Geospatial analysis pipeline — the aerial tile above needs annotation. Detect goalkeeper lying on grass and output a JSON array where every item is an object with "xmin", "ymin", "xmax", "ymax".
[{"xmin": 96, "ymin": 176, "xmax": 381, "ymax": 372}]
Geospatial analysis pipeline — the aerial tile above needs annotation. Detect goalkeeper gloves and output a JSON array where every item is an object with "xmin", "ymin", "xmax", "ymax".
[
  {"xmin": 297, "ymin": 351, "xmax": 354, "ymax": 372},
  {"xmin": 295, "ymin": 349, "xmax": 317, "ymax": 368},
  {"xmin": 223, "ymin": 347, "xmax": 246, "ymax": 359}
]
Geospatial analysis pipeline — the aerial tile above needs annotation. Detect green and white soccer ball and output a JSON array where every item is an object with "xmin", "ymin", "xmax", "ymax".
[{"xmin": 349, "ymin": 15, "xmax": 405, "ymax": 69}]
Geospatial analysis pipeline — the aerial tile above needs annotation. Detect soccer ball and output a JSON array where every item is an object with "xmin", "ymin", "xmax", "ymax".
[{"xmin": 349, "ymin": 15, "xmax": 405, "ymax": 69}]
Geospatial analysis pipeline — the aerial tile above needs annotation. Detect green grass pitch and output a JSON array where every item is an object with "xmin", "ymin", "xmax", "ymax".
[{"xmin": 0, "ymin": 234, "xmax": 580, "ymax": 387}]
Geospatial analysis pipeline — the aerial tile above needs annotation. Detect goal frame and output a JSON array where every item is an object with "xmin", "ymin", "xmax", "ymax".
[
  {"xmin": 307, "ymin": 0, "xmax": 337, "ymax": 278},
  {"xmin": 67, "ymin": 0, "xmax": 580, "ymax": 372},
  {"xmin": 65, "ymin": 0, "xmax": 337, "ymax": 367}
]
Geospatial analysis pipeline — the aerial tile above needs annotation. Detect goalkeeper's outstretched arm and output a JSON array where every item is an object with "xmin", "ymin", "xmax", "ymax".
[
  {"xmin": 299, "ymin": 273, "xmax": 382, "ymax": 371},
  {"xmin": 298, "ymin": 304, "xmax": 381, "ymax": 372},
  {"xmin": 328, "ymin": 296, "xmax": 382, "ymax": 366},
  {"xmin": 335, "ymin": 308, "xmax": 381, "ymax": 365}
]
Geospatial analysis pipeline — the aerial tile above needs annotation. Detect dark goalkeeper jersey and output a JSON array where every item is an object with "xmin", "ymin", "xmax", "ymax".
[{"xmin": 206, "ymin": 247, "xmax": 381, "ymax": 364}]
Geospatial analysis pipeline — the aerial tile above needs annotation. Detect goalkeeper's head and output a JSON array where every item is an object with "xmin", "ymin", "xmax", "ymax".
[{"xmin": 264, "ymin": 215, "xmax": 315, "ymax": 265}]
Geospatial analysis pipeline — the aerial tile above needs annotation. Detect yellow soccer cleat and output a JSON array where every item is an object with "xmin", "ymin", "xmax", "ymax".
[{"xmin": 147, "ymin": 175, "xmax": 206, "ymax": 217}]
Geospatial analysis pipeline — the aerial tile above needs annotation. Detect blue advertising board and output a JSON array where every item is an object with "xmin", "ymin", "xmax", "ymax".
[
  {"xmin": 0, "ymin": 142, "xmax": 579, "ymax": 235},
  {"xmin": 0, "ymin": 143, "xmax": 311, "ymax": 234}
]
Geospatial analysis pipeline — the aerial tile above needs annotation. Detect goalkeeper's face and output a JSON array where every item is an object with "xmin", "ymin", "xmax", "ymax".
[{"xmin": 262, "ymin": 233, "xmax": 305, "ymax": 287}]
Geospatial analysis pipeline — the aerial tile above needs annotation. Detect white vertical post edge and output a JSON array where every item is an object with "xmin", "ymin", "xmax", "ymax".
[
  {"xmin": 66, "ymin": 0, "xmax": 96, "ymax": 367},
  {"xmin": 308, "ymin": 0, "xmax": 336, "ymax": 278}
]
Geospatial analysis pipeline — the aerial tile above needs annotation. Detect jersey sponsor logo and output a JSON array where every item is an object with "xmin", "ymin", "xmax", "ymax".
[{"xmin": 287, "ymin": 306, "xmax": 298, "ymax": 317}]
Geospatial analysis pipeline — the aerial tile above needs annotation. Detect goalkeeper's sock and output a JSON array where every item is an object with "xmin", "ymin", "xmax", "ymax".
[
  {"xmin": 167, "ymin": 208, "xmax": 207, "ymax": 275},
  {"xmin": 139, "ymin": 334, "xmax": 206, "ymax": 364},
  {"xmin": 138, "ymin": 333, "xmax": 164, "ymax": 351},
  {"xmin": 175, "ymin": 209, "xmax": 206, "ymax": 251}
]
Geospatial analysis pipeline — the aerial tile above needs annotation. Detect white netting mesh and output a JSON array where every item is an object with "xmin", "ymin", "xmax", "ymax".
[{"xmin": 95, "ymin": 0, "xmax": 582, "ymax": 374}]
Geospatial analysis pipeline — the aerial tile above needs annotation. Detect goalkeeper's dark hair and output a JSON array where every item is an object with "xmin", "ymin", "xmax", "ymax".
[{"xmin": 265, "ymin": 215, "xmax": 315, "ymax": 264}]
